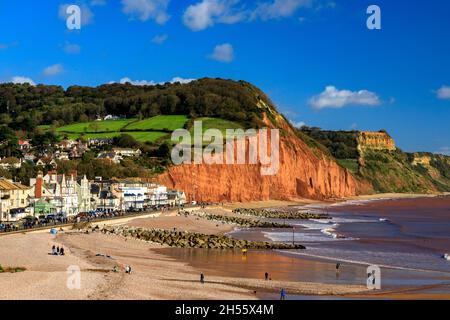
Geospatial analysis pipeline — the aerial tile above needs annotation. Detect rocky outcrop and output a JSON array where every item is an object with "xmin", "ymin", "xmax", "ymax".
[
  {"xmin": 179, "ymin": 210, "xmax": 290, "ymax": 228},
  {"xmin": 97, "ymin": 225, "xmax": 305, "ymax": 250},
  {"xmin": 357, "ymin": 131, "xmax": 396, "ymax": 151},
  {"xmin": 233, "ymin": 208, "xmax": 331, "ymax": 220}
]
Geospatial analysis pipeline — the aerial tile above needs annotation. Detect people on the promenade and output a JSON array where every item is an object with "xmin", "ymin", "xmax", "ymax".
[
  {"xmin": 51, "ymin": 245, "xmax": 56, "ymax": 255},
  {"xmin": 60, "ymin": 247, "xmax": 65, "ymax": 256},
  {"xmin": 200, "ymin": 273, "xmax": 205, "ymax": 284},
  {"xmin": 280, "ymin": 289, "xmax": 286, "ymax": 300},
  {"xmin": 265, "ymin": 272, "xmax": 269, "ymax": 281},
  {"xmin": 56, "ymin": 246, "xmax": 60, "ymax": 255}
]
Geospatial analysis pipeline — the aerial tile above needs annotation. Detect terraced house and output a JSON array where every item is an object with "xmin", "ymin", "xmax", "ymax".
[
  {"xmin": 29, "ymin": 171, "xmax": 90, "ymax": 217},
  {"xmin": 0, "ymin": 179, "xmax": 32, "ymax": 222}
]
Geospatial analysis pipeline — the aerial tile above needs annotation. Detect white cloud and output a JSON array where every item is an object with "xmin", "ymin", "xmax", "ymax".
[
  {"xmin": 11, "ymin": 76, "xmax": 36, "ymax": 86},
  {"xmin": 183, "ymin": 0, "xmax": 246, "ymax": 31},
  {"xmin": 58, "ymin": 4, "xmax": 94, "ymax": 26},
  {"xmin": 119, "ymin": 77, "xmax": 156, "ymax": 86},
  {"xmin": 63, "ymin": 42, "xmax": 81, "ymax": 54},
  {"xmin": 208, "ymin": 43, "xmax": 234, "ymax": 63},
  {"xmin": 181, "ymin": 0, "xmax": 333, "ymax": 31},
  {"xmin": 309, "ymin": 86, "xmax": 381, "ymax": 109},
  {"xmin": 43, "ymin": 64, "xmax": 64, "ymax": 76},
  {"xmin": 252, "ymin": 0, "xmax": 312, "ymax": 20},
  {"xmin": 290, "ymin": 120, "xmax": 306, "ymax": 128},
  {"xmin": 121, "ymin": 0, "xmax": 170, "ymax": 24},
  {"xmin": 170, "ymin": 77, "xmax": 196, "ymax": 84},
  {"xmin": 151, "ymin": 34, "xmax": 168, "ymax": 44},
  {"xmin": 114, "ymin": 76, "xmax": 195, "ymax": 86},
  {"xmin": 436, "ymin": 85, "xmax": 450, "ymax": 100}
]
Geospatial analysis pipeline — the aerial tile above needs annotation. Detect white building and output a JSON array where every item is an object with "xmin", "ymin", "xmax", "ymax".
[
  {"xmin": 112, "ymin": 148, "xmax": 142, "ymax": 157},
  {"xmin": 30, "ymin": 171, "xmax": 90, "ymax": 217},
  {"xmin": 146, "ymin": 184, "xmax": 169, "ymax": 207}
]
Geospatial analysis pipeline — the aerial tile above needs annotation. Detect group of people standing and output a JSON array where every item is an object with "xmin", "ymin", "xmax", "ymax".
[{"xmin": 51, "ymin": 245, "xmax": 65, "ymax": 256}]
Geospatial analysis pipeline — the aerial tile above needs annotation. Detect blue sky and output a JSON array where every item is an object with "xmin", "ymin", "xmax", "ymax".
[{"xmin": 0, "ymin": 0, "xmax": 449, "ymax": 154}]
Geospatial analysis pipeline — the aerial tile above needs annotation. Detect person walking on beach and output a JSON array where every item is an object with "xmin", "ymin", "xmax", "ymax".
[
  {"xmin": 265, "ymin": 272, "xmax": 269, "ymax": 281},
  {"xmin": 125, "ymin": 266, "xmax": 132, "ymax": 274},
  {"xmin": 280, "ymin": 289, "xmax": 286, "ymax": 300},
  {"xmin": 200, "ymin": 273, "xmax": 205, "ymax": 284},
  {"xmin": 56, "ymin": 246, "xmax": 60, "ymax": 255},
  {"xmin": 60, "ymin": 247, "xmax": 65, "ymax": 256},
  {"xmin": 51, "ymin": 245, "xmax": 56, "ymax": 255},
  {"xmin": 336, "ymin": 262, "xmax": 341, "ymax": 277}
]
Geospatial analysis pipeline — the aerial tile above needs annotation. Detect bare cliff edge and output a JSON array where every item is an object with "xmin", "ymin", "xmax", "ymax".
[{"xmin": 159, "ymin": 112, "xmax": 363, "ymax": 202}]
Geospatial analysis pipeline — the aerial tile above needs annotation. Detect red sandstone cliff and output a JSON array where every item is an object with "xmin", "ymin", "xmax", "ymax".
[{"xmin": 158, "ymin": 114, "xmax": 365, "ymax": 202}]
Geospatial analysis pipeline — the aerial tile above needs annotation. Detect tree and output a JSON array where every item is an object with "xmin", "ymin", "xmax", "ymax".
[
  {"xmin": 113, "ymin": 134, "xmax": 140, "ymax": 148},
  {"xmin": 0, "ymin": 126, "xmax": 20, "ymax": 157},
  {"xmin": 156, "ymin": 142, "xmax": 171, "ymax": 160}
]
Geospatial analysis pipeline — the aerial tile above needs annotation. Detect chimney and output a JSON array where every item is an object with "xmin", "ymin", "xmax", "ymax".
[
  {"xmin": 69, "ymin": 170, "xmax": 78, "ymax": 180},
  {"xmin": 35, "ymin": 170, "xmax": 43, "ymax": 198}
]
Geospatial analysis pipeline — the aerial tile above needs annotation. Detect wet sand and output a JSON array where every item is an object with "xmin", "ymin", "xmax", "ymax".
[{"xmin": 0, "ymin": 230, "xmax": 367, "ymax": 299}]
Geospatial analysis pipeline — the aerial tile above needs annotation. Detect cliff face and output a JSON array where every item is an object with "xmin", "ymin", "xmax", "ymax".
[
  {"xmin": 159, "ymin": 116, "xmax": 361, "ymax": 202},
  {"xmin": 357, "ymin": 131, "xmax": 396, "ymax": 152}
]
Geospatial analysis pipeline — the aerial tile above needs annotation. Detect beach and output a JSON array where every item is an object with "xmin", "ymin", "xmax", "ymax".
[{"xmin": 1, "ymin": 193, "xmax": 449, "ymax": 300}]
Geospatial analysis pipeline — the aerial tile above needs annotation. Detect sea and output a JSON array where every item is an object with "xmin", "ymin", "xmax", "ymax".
[{"xmin": 157, "ymin": 195, "xmax": 450, "ymax": 299}]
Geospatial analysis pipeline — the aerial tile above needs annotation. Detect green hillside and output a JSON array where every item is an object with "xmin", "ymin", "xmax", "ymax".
[
  {"xmin": 300, "ymin": 128, "xmax": 450, "ymax": 193},
  {"xmin": 56, "ymin": 119, "xmax": 137, "ymax": 134},
  {"xmin": 124, "ymin": 115, "xmax": 188, "ymax": 131}
]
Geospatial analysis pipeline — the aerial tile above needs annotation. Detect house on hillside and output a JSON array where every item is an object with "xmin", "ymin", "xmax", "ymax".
[
  {"xmin": 54, "ymin": 151, "xmax": 70, "ymax": 161},
  {"xmin": 35, "ymin": 157, "xmax": 57, "ymax": 169},
  {"xmin": 88, "ymin": 138, "xmax": 113, "ymax": 147},
  {"xmin": 18, "ymin": 139, "xmax": 32, "ymax": 151},
  {"xmin": 103, "ymin": 115, "xmax": 125, "ymax": 121},
  {"xmin": 97, "ymin": 151, "xmax": 122, "ymax": 164},
  {"xmin": 112, "ymin": 148, "xmax": 142, "ymax": 157},
  {"xmin": 69, "ymin": 142, "xmax": 89, "ymax": 158},
  {"xmin": 56, "ymin": 139, "xmax": 77, "ymax": 150},
  {"xmin": 0, "ymin": 157, "xmax": 22, "ymax": 170},
  {"xmin": 23, "ymin": 153, "xmax": 36, "ymax": 162}
]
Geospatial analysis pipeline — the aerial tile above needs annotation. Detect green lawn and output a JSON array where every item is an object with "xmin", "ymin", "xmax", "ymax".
[
  {"xmin": 124, "ymin": 115, "xmax": 188, "ymax": 132},
  {"xmin": 56, "ymin": 119, "xmax": 137, "ymax": 134},
  {"xmin": 60, "ymin": 131, "xmax": 167, "ymax": 143},
  {"xmin": 184, "ymin": 117, "xmax": 248, "ymax": 146}
]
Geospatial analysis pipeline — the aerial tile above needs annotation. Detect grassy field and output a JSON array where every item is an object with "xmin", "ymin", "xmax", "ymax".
[
  {"xmin": 56, "ymin": 119, "xmax": 137, "ymax": 134},
  {"xmin": 185, "ymin": 117, "xmax": 247, "ymax": 146},
  {"xmin": 189, "ymin": 117, "xmax": 243, "ymax": 135},
  {"xmin": 124, "ymin": 115, "xmax": 188, "ymax": 131},
  {"xmin": 60, "ymin": 131, "xmax": 167, "ymax": 143},
  {"xmin": 49, "ymin": 115, "xmax": 191, "ymax": 144}
]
